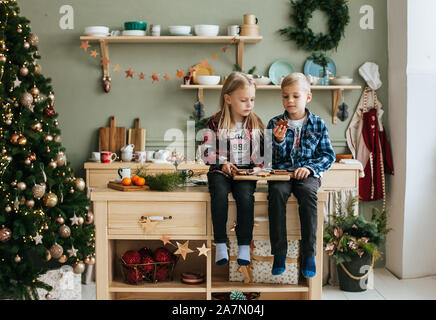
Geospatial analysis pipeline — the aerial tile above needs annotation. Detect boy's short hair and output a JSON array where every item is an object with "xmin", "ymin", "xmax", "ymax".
[{"xmin": 281, "ymin": 72, "xmax": 311, "ymax": 93}]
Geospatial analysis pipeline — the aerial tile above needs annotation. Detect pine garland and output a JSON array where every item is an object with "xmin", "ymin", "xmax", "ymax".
[{"xmin": 279, "ymin": 0, "xmax": 350, "ymax": 52}]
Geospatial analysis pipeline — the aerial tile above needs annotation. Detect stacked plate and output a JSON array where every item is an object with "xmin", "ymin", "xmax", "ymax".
[
  {"xmin": 168, "ymin": 26, "xmax": 191, "ymax": 36},
  {"xmin": 121, "ymin": 30, "xmax": 146, "ymax": 36},
  {"xmin": 194, "ymin": 25, "xmax": 219, "ymax": 36},
  {"xmin": 84, "ymin": 26, "xmax": 109, "ymax": 37}
]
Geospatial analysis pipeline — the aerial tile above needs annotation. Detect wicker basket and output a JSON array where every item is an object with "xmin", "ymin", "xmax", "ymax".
[{"xmin": 120, "ymin": 256, "xmax": 178, "ymax": 284}]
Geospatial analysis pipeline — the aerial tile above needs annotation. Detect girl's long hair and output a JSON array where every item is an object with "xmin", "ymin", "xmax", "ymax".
[{"xmin": 217, "ymin": 72, "xmax": 265, "ymax": 134}]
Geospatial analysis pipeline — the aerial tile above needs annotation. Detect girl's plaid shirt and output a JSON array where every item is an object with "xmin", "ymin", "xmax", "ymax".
[
  {"xmin": 267, "ymin": 108, "xmax": 335, "ymax": 176},
  {"xmin": 200, "ymin": 112, "xmax": 264, "ymax": 170}
]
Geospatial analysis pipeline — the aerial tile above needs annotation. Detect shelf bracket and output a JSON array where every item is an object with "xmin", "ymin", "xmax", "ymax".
[
  {"xmin": 237, "ymin": 40, "xmax": 244, "ymax": 70},
  {"xmin": 332, "ymin": 89, "xmax": 344, "ymax": 124},
  {"xmin": 197, "ymin": 88, "xmax": 204, "ymax": 103},
  {"xmin": 99, "ymin": 40, "xmax": 111, "ymax": 93}
]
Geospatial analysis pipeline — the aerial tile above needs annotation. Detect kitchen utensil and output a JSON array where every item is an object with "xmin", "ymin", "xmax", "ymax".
[
  {"xmin": 268, "ymin": 60, "xmax": 296, "ymax": 85},
  {"xmin": 134, "ymin": 151, "xmax": 146, "ymax": 163},
  {"xmin": 118, "ymin": 168, "xmax": 131, "ymax": 180},
  {"xmin": 304, "ymin": 57, "xmax": 337, "ymax": 77},
  {"xmin": 194, "ymin": 25, "xmax": 219, "ymax": 36},
  {"xmin": 128, "ymin": 118, "xmax": 146, "ymax": 152},
  {"xmin": 196, "ymin": 75, "xmax": 220, "ymax": 85},
  {"xmin": 122, "ymin": 30, "xmax": 146, "ymax": 36},
  {"xmin": 227, "ymin": 25, "xmax": 240, "ymax": 36},
  {"xmin": 121, "ymin": 151, "xmax": 133, "ymax": 162},
  {"xmin": 124, "ymin": 21, "xmax": 147, "ymax": 31},
  {"xmin": 100, "ymin": 151, "xmax": 118, "ymax": 163},
  {"xmin": 191, "ymin": 63, "xmax": 215, "ymax": 84},
  {"xmin": 244, "ymin": 14, "xmax": 258, "ymax": 25},
  {"xmin": 98, "ymin": 116, "xmax": 127, "ymax": 156}
]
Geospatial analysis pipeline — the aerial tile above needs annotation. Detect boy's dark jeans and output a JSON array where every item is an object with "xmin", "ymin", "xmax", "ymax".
[
  {"xmin": 268, "ymin": 176, "xmax": 321, "ymax": 257},
  {"xmin": 207, "ymin": 171, "xmax": 257, "ymax": 245}
]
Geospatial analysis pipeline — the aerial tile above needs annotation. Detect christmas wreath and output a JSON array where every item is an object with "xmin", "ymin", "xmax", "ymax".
[{"xmin": 279, "ymin": 0, "xmax": 350, "ymax": 52}]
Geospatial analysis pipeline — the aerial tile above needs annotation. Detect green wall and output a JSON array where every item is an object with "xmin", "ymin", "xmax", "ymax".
[{"xmin": 19, "ymin": 0, "xmax": 388, "ymax": 264}]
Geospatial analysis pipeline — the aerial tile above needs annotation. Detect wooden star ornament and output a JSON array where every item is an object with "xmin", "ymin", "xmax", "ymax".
[
  {"xmin": 100, "ymin": 57, "xmax": 111, "ymax": 67},
  {"xmin": 175, "ymin": 70, "xmax": 184, "ymax": 80},
  {"xmin": 125, "ymin": 68, "xmax": 135, "ymax": 78},
  {"xmin": 164, "ymin": 73, "xmax": 171, "ymax": 80},
  {"xmin": 150, "ymin": 72, "xmax": 160, "ymax": 83},
  {"xmin": 160, "ymin": 234, "xmax": 171, "ymax": 246},
  {"xmin": 90, "ymin": 49, "xmax": 99, "ymax": 58},
  {"xmin": 174, "ymin": 241, "xmax": 194, "ymax": 260},
  {"xmin": 139, "ymin": 72, "xmax": 146, "ymax": 80},
  {"xmin": 80, "ymin": 41, "xmax": 91, "ymax": 52},
  {"xmin": 197, "ymin": 243, "xmax": 210, "ymax": 257},
  {"xmin": 113, "ymin": 64, "xmax": 121, "ymax": 72},
  {"xmin": 139, "ymin": 216, "xmax": 160, "ymax": 233}
]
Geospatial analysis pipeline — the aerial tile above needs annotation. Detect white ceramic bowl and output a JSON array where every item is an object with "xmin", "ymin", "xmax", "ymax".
[
  {"xmin": 194, "ymin": 25, "xmax": 219, "ymax": 36},
  {"xmin": 122, "ymin": 30, "xmax": 146, "ymax": 36},
  {"xmin": 330, "ymin": 77, "xmax": 353, "ymax": 85},
  {"xmin": 168, "ymin": 25, "xmax": 191, "ymax": 35},
  {"xmin": 196, "ymin": 75, "xmax": 221, "ymax": 85},
  {"xmin": 84, "ymin": 26, "xmax": 109, "ymax": 34},
  {"xmin": 254, "ymin": 77, "xmax": 272, "ymax": 85}
]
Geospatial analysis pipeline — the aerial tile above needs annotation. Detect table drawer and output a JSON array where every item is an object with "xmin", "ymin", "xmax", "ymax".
[
  {"xmin": 321, "ymin": 169, "xmax": 358, "ymax": 189},
  {"xmin": 108, "ymin": 201, "xmax": 207, "ymax": 235},
  {"xmin": 226, "ymin": 202, "xmax": 301, "ymax": 239}
]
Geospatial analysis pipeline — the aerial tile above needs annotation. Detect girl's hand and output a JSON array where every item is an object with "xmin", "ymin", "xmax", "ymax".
[
  {"xmin": 294, "ymin": 167, "xmax": 311, "ymax": 180},
  {"xmin": 273, "ymin": 125, "xmax": 287, "ymax": 143},
  {"xmin": 221, "ymin": 162, "xmax": 238, "ymax": 175}
]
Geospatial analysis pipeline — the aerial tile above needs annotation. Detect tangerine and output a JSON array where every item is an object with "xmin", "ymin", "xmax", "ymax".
[
  {"xmin": 135, "ymin": 177, "xmax": 146, "ymax": 186},
  {"xmin": 121, "ymin": 177, "xmax": 132, "ymax": 186},
  {"xmin": 131, "ymin": 175, "xmax": 140, "ymax": 184}
]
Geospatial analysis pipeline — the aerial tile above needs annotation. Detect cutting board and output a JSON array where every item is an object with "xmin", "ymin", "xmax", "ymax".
[
  {"xmin": 99, "ymin": 116, "xmax": 126, "ymax": 156},
  {"xmin": 107, "ymin": 181, "xmax": 149, "ymax": 191},
  {"xmin": 128, "ymin": 118, "xmax": 146, "ymax": 152}
]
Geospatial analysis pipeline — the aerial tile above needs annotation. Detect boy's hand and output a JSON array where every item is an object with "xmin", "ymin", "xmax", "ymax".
[
  {"xmin": 221, "ymin": 162, "xmax": 238, "ymax": 175},
  {"xmin": 294, "ymin": 167, "xmax": 311, "ymax": 180},
  {"xmin": 273, "ymin": 125, "xmax": 287, "ymax": 143}
]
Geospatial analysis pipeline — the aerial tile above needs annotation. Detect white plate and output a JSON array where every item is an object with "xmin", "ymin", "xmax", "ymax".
[
  {"xmin": 84, "ymin": 32, "xmax": 109, "ymax": 37},
  {"xmin": 122, "ymin": 30, "xmax": 146, "ymax": 36},
  {"xmin": 330, "ymin": 78, "xmax": 353, "ymax": 85},
  {"xmin": 84, "ymin": 26, "xmax": 109, "ymax": 34}
]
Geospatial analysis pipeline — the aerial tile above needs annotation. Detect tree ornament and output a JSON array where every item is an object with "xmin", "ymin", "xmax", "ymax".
[
  {"xmin": 34, "ymin": 64, "xmax": 41, "ymax": 74},
  {"xmin": 85, "ymin": 212, "xmax": 94, "ymax": 225},
  {"xmin": 73, "ymin": 261, "xmax": 85, "ymax": 274},
  {"xmin": 10, "ymin": 133, "xmax": 20, "ymax": 145},
  {"xmin": 279, "ymin": 0, "xmax": 350, "ymax": 52},
  {"xmin": 67, "ymin": 245, "xmax": 78, "ymax": 257},
  {"xmin": 20, "ymin": 66, "xmax": 29, "ymax": 76},
  {"xmin": 44, "ymin": 134, "xmax": 53, "ymax": 142},
  {"xmin": 24, "ymin": 157, "xmax": 31, "ymax": 165},
  {"xmin": 17, "ymin": 26, "xmax": 22, "ymax": 33},
  {"xmin": 17, "ymin": 135, "xmax": 27, "ymax": 146},
  {"xmin": 78, "ymin": 216, "xmax": 84, "ymax": 225},
  {"xmin": 56, "ymin": 151, "xmax": 67, "ymax": 166},
  {"xmin": 2, "ymin": 147, "xmax": 7, "ymax": 154},
  {"xmin": 33, "ymin": 232, "xmax": 43, "ymax": 245},
  {"xmin": 20, "ymin": 92, "xmax": 33, "ymax": 108},
  {"xmin": 25, "ymin": 199, "xmax": 35, "ymax": 208},
  {"xmin": 10, "ymin": 180, "xmax": 17, "ymax": 186},
  {"xmin": 0, "ymin": 55, "xmax": 6, "ymax": 63},
  {"xmin": 103, "ymin": 76, "xmax": 111, "ymax": 93},
  {"xmin": 122, "ymin": 250, "xmax": 142, "ymax": 264},
  {"xmin": 23, "ymin": 41, "xmax": 30, "ymax": 49},
  {"xmin": 17, "ymin": 181, "xmax": 26, "ymax": 190},
  {"xmin": 48, "ymin": 160, "xmax": 57, "ymax": 169},
  {"xmin": 84, "ymin": 256, "xmax": 95, "ymax": 265},
  {"xmin": 0, "ymin": 227, "xmax": 12, "ymax": 242},
  {"xmin": 56, "ymin": 216, "xmax": 65, "ymax": 224},
  {"xmin": 58, "ymin": 225, "xmax": 71, "ymax": 238},
  {"xmin": 54, "ymin": 120, "xmax": 59, "ymax": 127},
  {"xmin": 30, "ymin": 86, "xmax": 40, "ymax": 97},
  {"xmin": 31, "ymin": 122, "xmax": 42, "ymax": 131},
  {"xmin": 54, "ymin": 135, "xmax": 62, "ymax": 143},
  {"xmin": 45, "ymin": 249, "xmax": 51, "ymax": 261},
  {"xmin": 174, "ymin": 241, "xmax": 193, "ymax": 260},
  {"xmin": 29, "ymin": 152, "xmax": 37, "ymax": 161},
  {"xmin": 14, "ymin": 255, "xmax": 22, "ymax": 263},
  {"xmin": 58, "ymin": 255, "xmax": 67, "ymax": 263},
  {"xmin": 69, "ymin": 187, "xmax": 74, "ymax": 194},
  {"xmin": 43, "ymin": 106, "xmax": 55, "ymax": 118},
  {"xmin": 50, "ymin": 243, "xmax": 63, "ymax": 259},
  {"xmin": 34, "ymin": 51, "xmax": 40, "ymax": 59},
  {"xmin": 154, "ymin": 247, "xmax": 174, "ymax": 263},
  {"xmin": 74, "ymin": 178, "xmax": 85, "ymax": 191},
  {"xmin": 13, "ymin": 197, "xmax": 20, "ymax": 210},
  {"xmin": 5, "ymin": 205, "xmax": 12, "ymax": 213},
  {"xmin": 32, "ymin": 183, "xmax": 46, "ymax": 199},
  {"xmin": 29, "ymin": 33, "xmax": 39, "ymax": 46},
  {"xmin": 4, "ymin": 119, "xmax": 11, "ymax": 125},
  {"xmin": 43, "ymin": 192, "xmax": 58, "ymax": 207}
]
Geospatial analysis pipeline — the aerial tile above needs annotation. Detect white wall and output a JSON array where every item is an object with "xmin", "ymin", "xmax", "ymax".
[{"xmin": 387, "ymin": 0, "xmax": 436, "ymax": 278}]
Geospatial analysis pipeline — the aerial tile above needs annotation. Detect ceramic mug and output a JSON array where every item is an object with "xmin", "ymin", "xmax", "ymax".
[
  {"xmin": 121, "ymin": 151, "xmax": 133, "ymax": 162},
  {"xmin": 134, "ymin": 151, "xmax": 146, "ymax": 163},
  {"xmin": 100, "ymin": 151, "xmax": 117, "ymax": 163},
  {"xmin": 244, "ymin": 14, "xmax": 258, "ymax": 25},
  {"xmin": 118, "ymin": 167, "xmax": 131, "ymax": 180},
  {"xmin": 155, "ymin": 149, "xmax": 170, "ymax": 161},
  {"xmin": 91, "ymin": 152, "xmax": 100, "ymax": 161},
  {"xmin": 145, "ymin": 151, "xmax": 155, "ymax": 161},
  {"xmin": 227, "ymin": 25, "xmax": 240, "ymax": 36}
]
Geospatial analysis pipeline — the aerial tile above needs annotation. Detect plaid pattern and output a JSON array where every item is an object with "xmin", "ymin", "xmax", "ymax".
[
  {"xmin": 200, "ymin": 112, "xmax": 264, "ymax": 170},
  {"xmin": 266, "ymin": 108, "xmax": 335, "ymax": 176}
]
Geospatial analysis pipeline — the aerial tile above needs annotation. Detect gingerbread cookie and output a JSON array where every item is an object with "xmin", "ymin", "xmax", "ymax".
[{"xmin": 276, "ymin": 119, "xmax": 289, "ymax": 128}]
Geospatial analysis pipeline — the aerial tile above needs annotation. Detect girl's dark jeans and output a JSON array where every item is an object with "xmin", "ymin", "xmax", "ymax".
[{"xmin": 207, "ymin": 171, "xmax": 257, "ymax": 245}]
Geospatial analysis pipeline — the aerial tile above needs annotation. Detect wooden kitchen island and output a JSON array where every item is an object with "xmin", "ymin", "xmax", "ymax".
[{"xmin": 90, "ymin": 185, "xmax": 328, "ymax": 300}]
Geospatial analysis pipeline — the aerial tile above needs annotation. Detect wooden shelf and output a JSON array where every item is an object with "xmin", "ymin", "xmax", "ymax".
[
  {"xmin": 80, "ymin": 35, "xmax": 262, "ymax": 91},
  {"xmin": 109, "ymin": 278, "xmax": 207, "ymax": 293},
  {"xmin": 181, "ymin": 84, "xmax": 362, "ymax": 124}
]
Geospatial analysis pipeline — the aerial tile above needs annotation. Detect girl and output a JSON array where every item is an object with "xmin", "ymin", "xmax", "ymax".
[{"xmin": 201, "ymin": 72, "xmax": 264, "ymax": 266}]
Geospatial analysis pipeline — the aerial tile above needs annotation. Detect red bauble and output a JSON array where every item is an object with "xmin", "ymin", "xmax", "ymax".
[
  {"xmin": 138, "ymin": 247, "xmax": 153, "ymax": 258},
  {"xmin": 122, "ymin": 250, "xmax": 142, "ymax": 265},
  {"xmin": 153, "ymin": 247, "xmax": 172, "ymax": 263},
  {"xmin": 140, "ymin": 255, "xmax": 155, "ymax": 274},
  {"xmin": 155, "ymin": 266, "xmax": 169, "ymax": 281},
  {"xmin": 125, "ymin": 269, "xmax": 143, "ymax": 284},
  {"xmin": 43, "ymin": 106, "xmax": 55, "ymax": 118}
]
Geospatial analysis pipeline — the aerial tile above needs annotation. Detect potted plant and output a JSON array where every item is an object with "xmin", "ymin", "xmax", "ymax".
[{"xmin": 323, "ymin": 197, "xmax": 392, "ymax": 292}]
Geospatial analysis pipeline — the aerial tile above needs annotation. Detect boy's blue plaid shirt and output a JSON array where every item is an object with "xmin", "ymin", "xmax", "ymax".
[{"xmin": 267, "ymin": 108, "xmax": 335, "ymax": 176}]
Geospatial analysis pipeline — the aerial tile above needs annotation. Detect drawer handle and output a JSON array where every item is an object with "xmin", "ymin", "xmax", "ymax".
[{"xmin": 139, "ymin": 215, "xmax": 172, "ymax": 222}]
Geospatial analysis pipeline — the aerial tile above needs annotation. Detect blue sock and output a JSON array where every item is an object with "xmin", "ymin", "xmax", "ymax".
[
  {"xmin": 302, "ymin": 256, "xmax": 316, "ymax": 278},
  {"xmin": 237, "ymin": 245, "xmax": 250, "ymax": 266},
  {"xmin": 272, "ymin": 254, "xmax": 286, "ymax": 275},
  {"xmin": 215, "ymin": 243, "xmax": 228, "ymax": 266}
]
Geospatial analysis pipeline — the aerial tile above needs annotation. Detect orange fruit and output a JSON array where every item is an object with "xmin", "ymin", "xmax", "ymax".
[
  {"xmin": 131, "ymin": 175, "xmax": 140, "ymax": 184},
  {"xmin": 121, "ymin": 177, "xmax": 132, "ymax": 186},
  {"xmin": 135, "ymin": 177, "xmax": 146, "ymax": 186}
]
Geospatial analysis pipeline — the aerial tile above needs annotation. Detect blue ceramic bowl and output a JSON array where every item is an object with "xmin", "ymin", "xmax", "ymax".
[{"xmin": 124, "ymin": 21, "xmax": 147, "ymax": 31}]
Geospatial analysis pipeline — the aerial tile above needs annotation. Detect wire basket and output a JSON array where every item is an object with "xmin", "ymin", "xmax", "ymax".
[{"xmin": 120, "ymin": 256, "xmax": 178, "ymax": 284}]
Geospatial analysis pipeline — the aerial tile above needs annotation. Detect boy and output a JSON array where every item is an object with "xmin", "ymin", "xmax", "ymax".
[{"xmin": 267, "ymin": 73, "xmax": 335, "ymax": 277}]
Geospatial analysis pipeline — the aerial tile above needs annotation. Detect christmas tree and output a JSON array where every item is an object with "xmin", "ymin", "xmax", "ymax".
[{"xmin": 0, "ymin": 0, "xmax": 95, "ymax": 299}]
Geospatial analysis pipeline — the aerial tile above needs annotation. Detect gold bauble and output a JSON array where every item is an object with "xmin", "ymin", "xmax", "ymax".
[
  {"xmin": 20, "ymin": 66, "xmax": 28, "ymax": 76},
  {"xmin": 20, "ymin": 92, "xmax": 33, "ymax": 108},
  {"xmin": 49, "ymin": 243, "xmax": 63, "ymax": 259},
  {"xmin": 44, "ymin": 134, "xmax": 53, "ymax": 142},
  {"xmin": 32, "ymin": 183, "xmax": 46, "ymax": 199},
  {"xmin": 25, "ymin": 199, "xmax": 35, "ymax": 208},
  {"xmin": 73, "ymin": 261, "xmax": 85, "ymax": 274},
  {"xmin": 24, "ymin": 157, "xmax": 31, "ymax": 165},
  {"xmin": 0, "ymin": 227, "xmax": 12, "ymax": 242},
  {"xmin": 48, "ymin": 160, "xmax": 57, "ymax": 169},
  {"xmin": 4, "ymin": 119, "xmax": 11, "ymax": 125},
  {"xmin": 78, "ymin": 216, "xmax": 84, "ymax": 225},
  {"xmin": 30, "ymin": 86, "xmax": 40, "ymax": 97},
  {"xmin": 84, "ymin": 256, "xmax": 95, "ymax": 265},
  {"xmin": 85, "ymin": 212, "xmax": 94, "ymax": 225},
  {"xmin": 56, "ymin": 216, "xmax": 64, "ymax": 224},
  {"xmin": 56, "ymin": 152, "xmax": 67, "ymax": 166},
  {"xmin": 14, "ymin": 255, "xmax": 21, "ymax": 263},
  {"xmin": 0, "ymin": 55, "xmax": 6, "ymax": 63},
  {"xmin": 43, "ymin": 192, "xmax": 58, "ymax": 207},
  {"xmin": 17, "ymin": 182, "xmax": 26, "ymax": 190},
  {"xmin": 17, "ymin": 136, "xmax": 27, "ymax": 145},
  {"xmin": 4, "ymin": 206, "xmax": 12, "ymax": 213},
  {"xmin": 58, "ymin": 225, "xmax": 71, "ymax": 238},
  {"xmin": 23, "ymin": 42, "xmax": 30, "ymax": 49},
  {"xmin": 31, "ymin": 122, "xmax": 42, "ymax": 131},
  {"xmin": 29, "ymin": 34, "xmax": 39, "ymax": 46},
  {"xmin": 10, "ymin": 133, "xmax": 20, "ymax": 144},
  {"xmin": 58, "ymin": 255, "xmax": 67, "ymax": 263},
  {"xmin": 34, "ymin": 64, "xmax": 41, "ymax": 74},
  {"xmin": 74, "ymin": 178, "xmax": 86, "ymax": 191},
  {"xmin": 54, "ymin": 135, "xmax": 62, "ymax": 143},
  {"xmin": 45, "ymin": 249, "xmax": 52, "ymax": 261}
]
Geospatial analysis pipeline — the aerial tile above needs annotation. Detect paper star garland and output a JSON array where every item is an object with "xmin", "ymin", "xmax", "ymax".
[
  {"xmin": 196, "ymin": 243, "xmax": 210, "ymax": 257},
  {"xmin": 139, "ymin": 72, "xmax": 146, "ymax": 80},
  {"xmin": 113, "ymin": 64, "xmax": 121, "ymax": 71},
  {"xmin": 100, "ymin": 57, "xmax": 111, "ymax": 67},
  {"xmin": 150, "ymin": 72, "xmax": 160, "ymax": 83},
  {"xmin": 212, "ymin": 54, "xmax": 218, "ymax": 60},
  {"xmin": 90, "ymin": 49, "xmax": 99, "ymax": 58},
  {"xmin": 125, "ymin": 68, "xmax": 135, "ymax": 78},
  {"xmin": 164, "ymin": 73, "xmax": 171, "ymax": 80},
  {"xmin": 174, "ymin": 241, "xmax": 194, "ymax": 260},
  {"xmin": 80, "ymin": 41, "xmax": 91, "ymax": 52},
  {"xmin": 175, "ymin": 70, "xmax": 184, "ymax": 80}
]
